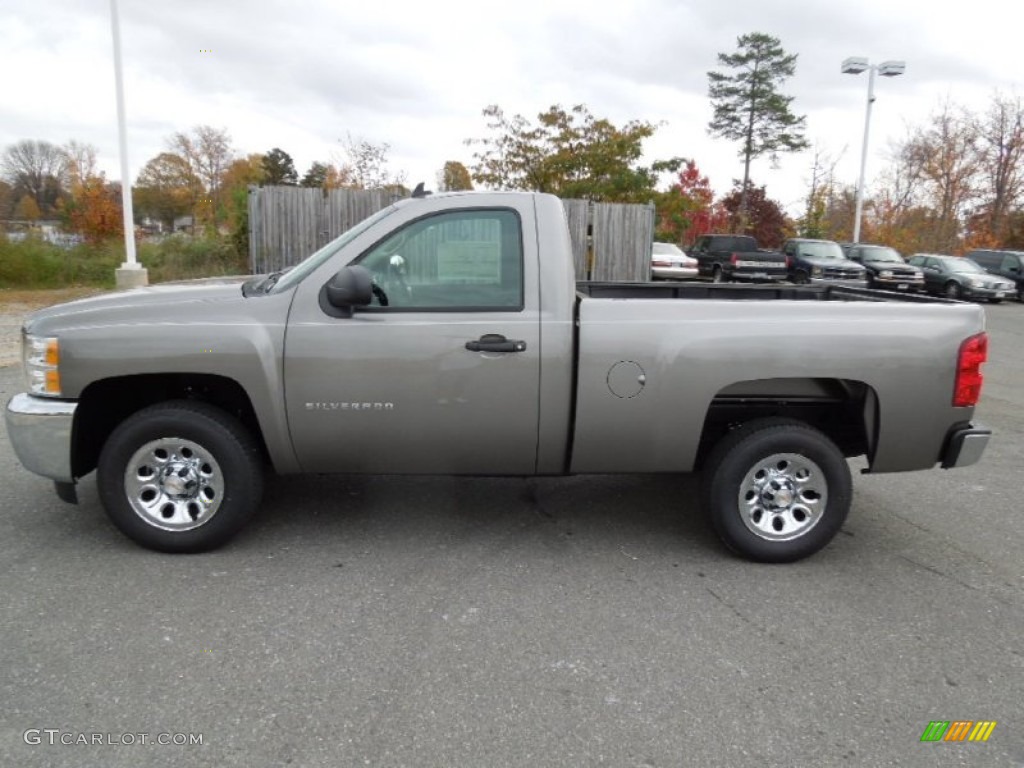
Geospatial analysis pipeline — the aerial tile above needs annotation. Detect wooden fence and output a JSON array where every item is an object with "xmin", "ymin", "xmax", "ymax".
[{"xmin": 248, "ymin": 186, "xmax": 654, "ymax": 281}]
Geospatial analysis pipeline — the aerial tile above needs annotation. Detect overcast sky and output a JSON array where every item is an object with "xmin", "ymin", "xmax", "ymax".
[{"xmin": 1, "ymin": 0, "xmax": 1020, "ymax": 215}]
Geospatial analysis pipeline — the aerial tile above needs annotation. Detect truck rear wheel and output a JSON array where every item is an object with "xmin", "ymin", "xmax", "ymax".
[
  {"xmin": 712, "ymin": 265, "xmax": 726, "ymax": 283},
  {"xmin": 96, "ymin": 400, "xmax": 263, "ymax": 553},
  {"xmin": 702, "ymin": 419, "xmax": 851, "ymax": 563}
]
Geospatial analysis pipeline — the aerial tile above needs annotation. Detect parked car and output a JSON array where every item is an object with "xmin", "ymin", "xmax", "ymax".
[
  {"xmin": 963, "ymin": 248, "xmax": 1024, "ymax": 302},
  {"xmin": 781, "ymin": 238, "xmax": 868, "ymax": 287},
  {"xmin": 906, "ymin": 254, "xmax": 1016, "ymax": 302},
  {"xmin": 650, "ymin": 242, "xmax": 698, "ymax": 280},
  {"xmin": 688, "ymin": 234, "xmax": 788, "ymax": 283},
  {"xmin": 842, "ymin": 244, "xmax": 925, "ymax": 292}
]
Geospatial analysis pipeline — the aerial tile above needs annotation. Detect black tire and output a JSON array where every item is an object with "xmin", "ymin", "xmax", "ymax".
[
  {"xmin": 97, "ymin": 400, "xmax": 263, "ymax": 553},
  {"xmin": 701, "ymin": 419, "xmax": 852, "ymax": 563},
  {"xmin": 712, "ymin": 265, "xmax": 726, "ymax": 283},
  {"xmin": 945, "ymin": 281, "xmax": 961, "ymax": 300},
  {"xmin": 794, "ymin": 270, "xmax": 810, "ymax": 285},
  {"xmin": 990, "ymin": 298, "xmax": 1002, "ymax": 304}
]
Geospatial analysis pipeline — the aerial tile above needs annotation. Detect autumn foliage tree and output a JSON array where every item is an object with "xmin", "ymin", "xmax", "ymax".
[
  {"xmin": 438, "ymin": 161, "xmax": 473, "ymax": 191},
  {"xmin": 467, "ymin": 104, "xmax": 681, "ymax": 202},
  {"xmin": 655, "ymin": 160, "xmax": 728, "ymax": 244},
  {"xmin": 719, "ymin": 181, "xmax": 791, "ymax": 247},
  {"xmin": 64, "ymin": 174, "xmax": 122, "ymax": 244}
]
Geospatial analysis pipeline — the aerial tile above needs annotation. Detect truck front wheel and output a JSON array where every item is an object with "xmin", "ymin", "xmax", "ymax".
[
  {"xmin": 702, "ymin": 419, "xmax": 851, "ymax": 563},
  {"xmin": 96, "ymin": 401, "xmax": 263, "ymax": 553}
]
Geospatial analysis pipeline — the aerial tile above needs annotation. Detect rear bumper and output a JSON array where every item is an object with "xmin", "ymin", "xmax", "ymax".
[
  {"xmin": 725, "ymin": 268, "xmax": 789, "ymax": 283},
  {"xmin": 4, "ymin": 393, "xmax": 77, "ymax": 483},
  {"xmin": 941, "ymin": 424, "xmax": 991, "ymax": 469}
]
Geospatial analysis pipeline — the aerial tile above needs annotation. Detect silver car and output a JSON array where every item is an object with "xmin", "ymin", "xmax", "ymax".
[{"xmin": 651, "ymin": 242, "xmax": 698, "ymax": 280}]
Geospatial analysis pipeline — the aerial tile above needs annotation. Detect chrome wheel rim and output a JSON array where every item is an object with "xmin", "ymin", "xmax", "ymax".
[
  {"xmin": 737, "ymin": 453, "xmax": 827, "ymax": 541},
  {"xmin": 123, "ymin": 438, "xmax": 224, "ymax": 531}
]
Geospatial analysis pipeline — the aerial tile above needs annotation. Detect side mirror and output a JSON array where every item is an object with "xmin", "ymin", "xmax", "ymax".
[{"xmin": 321, "ymin": 265, "xmax": 373, "ymax": 318}]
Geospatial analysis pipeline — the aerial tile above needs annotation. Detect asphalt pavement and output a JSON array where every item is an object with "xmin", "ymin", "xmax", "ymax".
[{"xmin": 1, "ymin": 303, "xmax": 1022, "ymax": 767}]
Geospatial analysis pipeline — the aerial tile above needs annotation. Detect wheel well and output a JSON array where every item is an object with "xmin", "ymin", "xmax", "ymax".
[
  {"xmin": 694, "ymin": 378, "xmax": 875, "ymax": 470},
  {"xmin": 72, "ymin": 374, "xmax": 269, "ymax": 479}
]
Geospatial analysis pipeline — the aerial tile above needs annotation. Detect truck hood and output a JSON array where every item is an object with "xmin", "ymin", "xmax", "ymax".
[{"xmin": 24, "ymin": 277, "xmax": 254, "ymax": 335}]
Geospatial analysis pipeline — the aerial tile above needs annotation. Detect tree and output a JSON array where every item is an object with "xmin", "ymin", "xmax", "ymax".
[
  {"xmin": 13, "ymin": 194, "xmax": 42, "ymax": 221},
  {"xmin": 0, "ymin": 180, "xmax": 12, "ymax": 219},
  {"xmin": 707, "ymin": 33, "xmax": 809, "ymax": 222},
  {"xmin": 134, "ymin": 152, "xmax": 199, "ymax": 232},
  {"xmin": 167, "ymin": 126, "xmax": 234, "ymax": 227},
  {"xmin": 336, "ymin": 134, "xmax": 406, "ymax": 190},
  {"xmin": 797, "ymin": 147, "xmax": 843, "ymax": 238},
  {"xmin": 64, "ymin": 174, "xmax": 122, "ymax": 244},
  {"xmin": 438, "ymin": 160, "xmax": 473, "ymax": 191},
  {"xmin": 262, "ymin": 148, "xmax": 298, "ymax": 186},
  {"xmin": 899, "ymin": 100, "xmax": 980, "ymax": 253},
  {"xmin": 62, "ymin": 140, "xmax": 98, "ymax": 186},
  {"xmin": 654, "ymin": 160, "xmax": 728, "ymax": 244},
  {"xmin": 1, "ymin": 139, "xmax": 68, "ymax": 216},
  {"xmin": 301, "ymin": 161, "xmax": 331, "ymax": 187},
  {"xmin": 975, "ymin": 93, "xmax": 1024, "ymax": 243},
  {"xmin": 719, "ymin": 181, "xmax": 791, "ymax": 247},
  {"xmin": 220, "ymin": 154, "xmax": 267, "ymax": 258},
  {"xmin": 467, "ymin": 103, "xmax": 681, "ymax": 202}
]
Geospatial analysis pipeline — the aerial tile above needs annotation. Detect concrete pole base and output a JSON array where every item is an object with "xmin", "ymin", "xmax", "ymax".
[{"xmin": 115, "ymin": 263, "xmax": 149, "ymax": 289}]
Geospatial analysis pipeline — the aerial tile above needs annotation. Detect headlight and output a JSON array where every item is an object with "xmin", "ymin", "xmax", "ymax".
[
  {"xmin": 966, "ymin": 279, "xmax": 983, "ymax": 288},
  {"xmin": 811, "ymin": 266, "xmax": 823, "ymax": 277},
  {"xmin": 22, "ymin": 333, "xmax": 62, "ymax": 396},
  {"xmin": 879, "ymin": 270, "xmax": 893, "ymax": 278}
]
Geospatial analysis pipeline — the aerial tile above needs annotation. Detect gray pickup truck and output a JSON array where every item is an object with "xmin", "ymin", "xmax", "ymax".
[{"xmin": 5, "ymin": 191, "xmax": 992, "ymax": 562}]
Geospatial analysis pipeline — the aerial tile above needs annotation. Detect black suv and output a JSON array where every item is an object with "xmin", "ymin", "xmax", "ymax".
[
  {"xmin": 781, "ymin": 238, "xmax": 868, "ymax": 286},
  {"xmin": 963, "ymin": 249, "xmax": 1024, "ymax": 301},
  {"xmin": 842, "ymin": 243, "xmax": 925, "ymax": 292}
]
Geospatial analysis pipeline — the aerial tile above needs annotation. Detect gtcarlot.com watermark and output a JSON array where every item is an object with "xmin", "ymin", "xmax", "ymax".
[{"xmin": 24, "ymin": 729, "xmax": 203, "ymax": 746}]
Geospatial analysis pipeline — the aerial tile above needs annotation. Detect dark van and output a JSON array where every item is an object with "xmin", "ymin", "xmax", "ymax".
[{"xmin": 964, "ymin": 249, "xmax": 1024, "ymax": 301}]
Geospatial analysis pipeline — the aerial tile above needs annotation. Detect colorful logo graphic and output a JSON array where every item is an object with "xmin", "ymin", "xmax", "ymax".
[{"xmin": 920, "ymin": 720, "xmax": 997, "ymax": 742}]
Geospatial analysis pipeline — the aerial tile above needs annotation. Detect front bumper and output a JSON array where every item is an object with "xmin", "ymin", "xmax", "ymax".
[
  {"xmin": 809, "ymin": 277, "xmax": 870, "ymax": 288},
  {"xmin": 872, "ymin": 276, "xmax": 925, "ymax": 291},
  {"xmin": 4, "ymin": 393, "xmax": 77, "ymax": 482},
  {"xmin": 940, "ymin": 424, "xmax": 991, "ymax": 468},
  {"xmin": 963, "ymin": 285, "xmax": 1015, "ymax": 300}
]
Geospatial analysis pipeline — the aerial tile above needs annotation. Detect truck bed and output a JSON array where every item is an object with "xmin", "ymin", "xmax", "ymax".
[{"xmin": 577, "ymin": 281, "xmax": 946, "ymax": 303}]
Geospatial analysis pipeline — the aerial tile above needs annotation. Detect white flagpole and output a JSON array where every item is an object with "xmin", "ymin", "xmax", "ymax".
[{"xmin": 109, "ymin": 0, "xmax": 148, "ymax": 287}]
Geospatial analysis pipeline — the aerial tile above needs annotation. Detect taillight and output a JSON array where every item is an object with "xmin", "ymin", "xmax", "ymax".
[
  {"xmin": 953, "ymin": 332, "xmax": 988, "ymax": 407},
  {"xmin": 730, "ymin": 253, "xmax": 738, "ymax": 264},
  {"xmin": 785, "ymin": 256, "xmax": 792, "ymax": 268}
]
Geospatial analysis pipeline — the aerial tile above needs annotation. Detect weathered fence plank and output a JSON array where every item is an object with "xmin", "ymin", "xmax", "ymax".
[{"xmin": 248, "ymin": 187, "xmax": 653, "ymax": 281}]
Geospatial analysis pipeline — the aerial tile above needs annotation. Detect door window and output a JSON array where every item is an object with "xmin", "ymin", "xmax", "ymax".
[{"xmin": 357, "ymin": 209, "xmax": 523, "ymax": 311}]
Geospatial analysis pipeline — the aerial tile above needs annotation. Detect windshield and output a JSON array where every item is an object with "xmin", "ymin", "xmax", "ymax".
[
  {"xmin": 652, "ymin": 242, "xmax": 684, "ymax": 256},
  {"xmin": 269, "ymin": 204, "xmax": 401, "ymax": 294},
  {"xmin": 861, "ymin": 247, "xmax": 903, "ymax": 263},
  {"xmin": 945, "ymin": 258, "xmax": 986, "ymax": 274},
  {"xmin": 798, "ymin": 242, "xmax": 845, "ymax": 260}
]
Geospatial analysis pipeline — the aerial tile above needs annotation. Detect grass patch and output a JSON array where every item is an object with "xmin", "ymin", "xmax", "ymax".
[{"xmin": 0, "ymin": 234, "xmax": 249, "ymax": 289}]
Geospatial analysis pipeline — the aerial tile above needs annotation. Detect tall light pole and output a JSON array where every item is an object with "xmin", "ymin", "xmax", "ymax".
[
  {"xmin": 109, "ymin": 0, "xmax": 148, "ymax": 288},
  {"xmin": 841, "ymin": 57, "xmax": 906, "ymax": 243}
]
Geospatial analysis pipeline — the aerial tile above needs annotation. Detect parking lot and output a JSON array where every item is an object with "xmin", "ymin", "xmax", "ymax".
[{"xmin": 1, "ymin": 300, "xmax": 1022, "ymax": 767}]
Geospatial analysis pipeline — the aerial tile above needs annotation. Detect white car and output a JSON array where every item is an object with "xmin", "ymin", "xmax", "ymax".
[{"xmin": 651, "ymin": 242, "xmax": 699, "ymax": 280}]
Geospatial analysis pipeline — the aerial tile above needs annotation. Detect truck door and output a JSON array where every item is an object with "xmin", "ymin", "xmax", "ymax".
[{"xmin": 283, "ymin": 205, "xmax": 541, "ymax": 475}]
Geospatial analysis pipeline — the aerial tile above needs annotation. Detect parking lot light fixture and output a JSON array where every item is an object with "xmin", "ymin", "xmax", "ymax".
[{"xmin": 843, "ymin": 57, "xmax": 906, "ymax": 243}]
